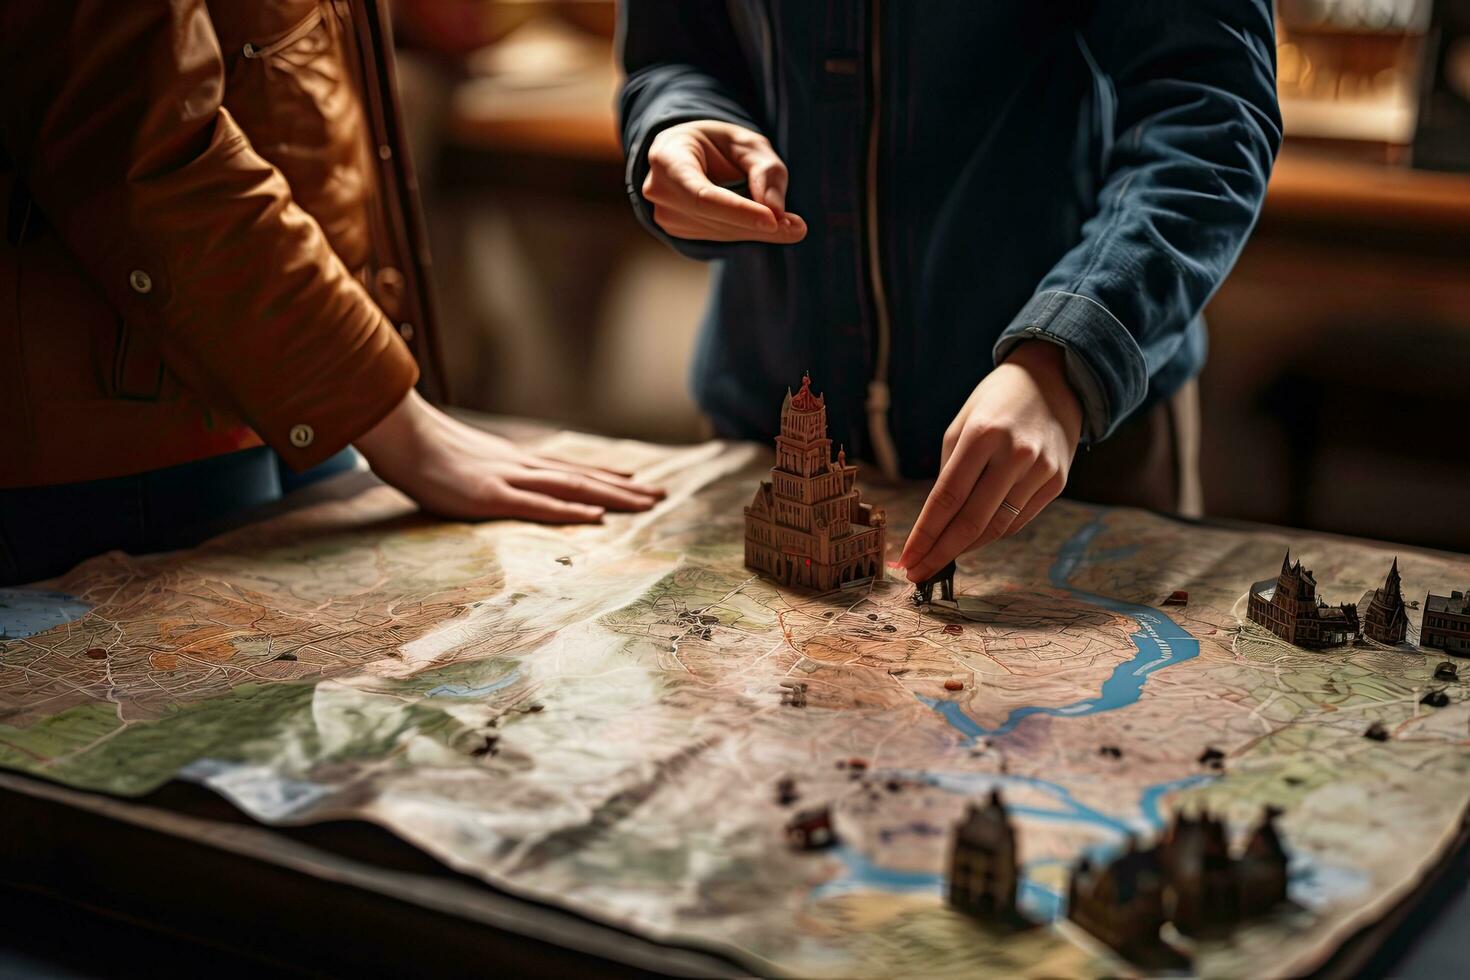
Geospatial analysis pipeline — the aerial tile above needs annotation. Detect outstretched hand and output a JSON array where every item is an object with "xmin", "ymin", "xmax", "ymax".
[
  {"xmin": 643, "ymin": 120, "xmax": 807, "ymax": 244},
  {"xmin": 355, "ymin": 390, "xmax": 665, "ymax": 523},
  {"xmin": 899, "ymin": 342, "xmax": 1083, "ymax": 584}
]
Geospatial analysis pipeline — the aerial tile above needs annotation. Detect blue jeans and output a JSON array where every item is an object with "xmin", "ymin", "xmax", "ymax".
[{"xmin": 0, "ymin": 447, "xmax": 360, "ymax": 586}]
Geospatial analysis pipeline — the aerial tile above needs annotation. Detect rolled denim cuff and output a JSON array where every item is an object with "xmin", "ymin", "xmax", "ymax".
[{"xmin": 993, "ymin": 289, "xmax": 1149, "ymax": 444}]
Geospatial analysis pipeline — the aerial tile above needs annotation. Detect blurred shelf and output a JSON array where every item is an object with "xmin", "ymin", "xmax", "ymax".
[
  {"xmin": 442, "ymin": 75, "xmax": 1470, "ymax": 244},
  {"xmin": 446, "ymin": 104, "xmax": 620, "ymax": 162},
  {"xmin": 1266, "ymin": 143, "xmax": 1470, "ymax": 245}
]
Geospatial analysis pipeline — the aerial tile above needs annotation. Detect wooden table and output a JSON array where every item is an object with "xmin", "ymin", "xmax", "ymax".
[{"xmin": 2, "ymin": 451, "xmax": 1469, "ymax": 978}]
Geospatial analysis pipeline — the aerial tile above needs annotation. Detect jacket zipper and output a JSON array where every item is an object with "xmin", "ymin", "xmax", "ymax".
[{"xmin": 863, "ymin": 0, "xmax": 900, "ymax": 479}]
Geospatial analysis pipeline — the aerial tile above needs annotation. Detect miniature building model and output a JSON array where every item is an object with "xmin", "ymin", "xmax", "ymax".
[
  {"xmin": 947, "ymin": 790, "xmax": 1019, "ymax": 920},
  {"xmin": 1067, "ymin": 840, "xmax": 1167, "ymax": 954},
  {"xmin": 744, "ymin": 375, "xmax": 887, "ymax": 591},
  {"xmin": 1247, "ymin": 552, "xmax": 1359, "ymax": 647},
  {"xmin": 786, "ymin": 805, "xmax": 837, "ymax": 849},
  {"xmin": 1235, "ymin": 809, "xmax": 1291, "ymax": 916},
  {"xmin": 1422, "ymin": 589, "xmax": 1470, "ymax": 656},
  {"xmin": 913, "ymin": 559, "xmax": 958, "ymax": 605},
  {"xmin": 1068, "ymin": 808, "xmax": 1289, "ymax": 956},
  {"xmin": 1161, "ymin": 811, "xmax": 1237, "ymax": 934},
  {"xmin": 1359, "ymin": 559, "xmax": 1409, "ymax": 645}
]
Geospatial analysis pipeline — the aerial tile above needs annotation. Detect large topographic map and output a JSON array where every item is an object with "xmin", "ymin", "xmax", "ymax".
[{"xmin": 2, "ymin": 435, "xmax": 1469, "ymax": 977}]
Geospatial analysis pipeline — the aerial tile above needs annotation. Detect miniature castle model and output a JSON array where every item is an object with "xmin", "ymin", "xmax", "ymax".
[
  {"xmin": 947, "ymin": 790, "xmax": 1019, "ymax": 920},
  {"xmin": 1422, "ymin": 588, "xmax": 1470, "ymax": 656},
  {"xmin": 1247, "ymin": 552, "xmax": 1359, "ymax": 647},
  {"xmin": 744, "ymin": 375, "xmax": 887, "ymax": 591},
  {"xmin": 1068, "ymin": 838, "xmax": 1167, "ymax": 954},
  {"xmin": 1068, "ymin": 808, "xmax": 1288, "ymax": 955},
  {"xmin": 1161, "ymin": 809, "xmax": 1288, "ymax": 934},
  {"xmin": 786, "ymin": 805, "xmax": 837, "ymax": 850},
  {"xmin": 1360, "ymin": 559, "xmax": 1409, "ymax": 645}
]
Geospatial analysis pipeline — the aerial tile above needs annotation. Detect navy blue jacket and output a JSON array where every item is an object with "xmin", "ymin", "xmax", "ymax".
[{"xmin": 619, "ymin": 0, "xmax": 1281, "ymax": 476}]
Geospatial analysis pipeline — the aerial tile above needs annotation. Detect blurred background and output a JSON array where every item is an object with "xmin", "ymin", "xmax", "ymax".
[{"xmin": 388, "ymin": 0, "xmax": 1470, "ymax": 552}]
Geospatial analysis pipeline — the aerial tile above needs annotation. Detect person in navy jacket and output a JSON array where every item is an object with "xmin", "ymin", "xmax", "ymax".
[{"xmin": 618, "ymin": 1, "xmax": 1281, "ymax": 584}]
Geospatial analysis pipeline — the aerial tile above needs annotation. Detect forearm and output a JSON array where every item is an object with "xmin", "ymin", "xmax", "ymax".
[
  {"xmin": 618, "ymin": 0, "xmax": 765, "ymax": 260},
  {"xmin": 996, "ymin": 0, "xmax": 1281, "ymax": 441},
  {"xmin": 1, "ymin": 0, "xmax": 417, "ymax": 470}
]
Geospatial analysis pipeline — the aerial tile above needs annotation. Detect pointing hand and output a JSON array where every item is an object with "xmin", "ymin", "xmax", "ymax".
[{"xmin": 900, "ymin": 342, "xmax": 1083, "ymax": 583}]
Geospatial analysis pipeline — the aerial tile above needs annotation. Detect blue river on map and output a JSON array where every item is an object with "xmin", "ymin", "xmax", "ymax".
[
  {"xmin": 425, "ymin": 671, "xmax": 521, "ymax": 699},
  {"xmin": 0, "ymin": 588, "xmax": 92, "ymax": 640},
  {"xmin": 819, "ymin": 512, "xmax": 1216, "ymax": 920}
]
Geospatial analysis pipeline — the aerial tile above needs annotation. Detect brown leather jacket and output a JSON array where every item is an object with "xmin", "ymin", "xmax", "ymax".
[{"xmin": 0, "ymin": 0, "xmax": 445, "ymax": 487}]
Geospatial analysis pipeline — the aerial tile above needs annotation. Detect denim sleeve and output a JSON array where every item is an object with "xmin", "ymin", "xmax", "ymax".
[
  {"xmin": 993, "ymin": 0, "xmax": 1282, "ymax": 443},
  {"xmin": 618, "ymin": 0, "xmax": 764, "ymax": 262}
]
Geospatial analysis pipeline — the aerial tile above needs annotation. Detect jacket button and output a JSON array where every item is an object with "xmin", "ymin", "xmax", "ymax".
[
  {"xmin": 398, "ymin": 322, "xmax": 414, "ymax": 342},
  {"xmin": 289, "ymin": 424, "xmax": 315, "ymax": 448},
  {"xmin": 129, "ymin": 270, "xmax": 153, "ymax": 294}
]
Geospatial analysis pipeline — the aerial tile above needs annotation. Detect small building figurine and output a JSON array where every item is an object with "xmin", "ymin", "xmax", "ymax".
[
  {"xmin": 1247, "ymin": 552, "xmax": 1359, "ymax": 648},
  {"xmin": 913, "ymin": 559, "xmax": 958, "ymax": 605},
  {"xmin": 1359, "ymin": 559, "xmax": 1409, "ymax": 645},
  {"xmin": 1421, "ymin": 589, "xmax": 1470, "ymax": 657},
  {"xmin": 1235, "ymin": 807, "xmax": 1290, "ymax": 916},
  {"xmin": 947, "ymin": 790, "xmax": 1020, "ymax": 922},
  {"xmin": 1067, "ymin": 839, "xmax": 1168, "ymax": 956},
  {"xmin": 1068, "ymin": 807, "xmax": 1289, "ymax": 958},
  {"xmin": 744, "ymin": 375, "xmax": 887, "ymax": 591},
  {"xmin": 776, "ymin": 776, "xmax": 799, "ymax": 806},
  {"xmin": 786, "ymin": 805, "xmax": 837, "ymax": 850},
  {"xmin": 1161, "ymin": 811, "xmax": 1237, "ymax": 935}
]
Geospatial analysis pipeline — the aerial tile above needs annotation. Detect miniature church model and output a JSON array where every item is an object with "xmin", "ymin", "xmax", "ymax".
[
  {"xmin": 744, "ymin": 375, "xmax": 886, "ymax": 591},
  {"xmin": 1247, "ymin": 552, "xmax": 1359, "ymax": 648},
  {"xmin": 1068, "ymin": 838, "xmax": 1167, "ymax": 954},
  {"xmin": 1360, "ymin": 559, "xmax": 1409, "ymax": 645},
  {"xmin": 1067, "ymin": 807, "xmax": 1289, "ymax": 958}
]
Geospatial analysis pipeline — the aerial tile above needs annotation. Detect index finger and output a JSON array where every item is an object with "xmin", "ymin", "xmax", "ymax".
[
  {"xmin": 667, "ymin": 160, "xmax": 779, "ymax": 231},
  {"xmin": 899, "ymin": 430, "xmax": 997, "ymax": 571}
]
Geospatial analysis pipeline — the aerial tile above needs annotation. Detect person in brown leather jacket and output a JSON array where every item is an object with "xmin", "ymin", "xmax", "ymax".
[{"xmin": 0, "ymin": 1, "xmax": 660, "ymax": 585}]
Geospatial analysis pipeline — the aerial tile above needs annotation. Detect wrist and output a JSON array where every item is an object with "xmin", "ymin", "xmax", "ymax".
[
  {"xmin": 1002, "ymin": 341, "xmax": 1084, "ymax": 443},
  {"xmin": 354, "ymin": 388, "xmax": 429, "ymax": 465}
]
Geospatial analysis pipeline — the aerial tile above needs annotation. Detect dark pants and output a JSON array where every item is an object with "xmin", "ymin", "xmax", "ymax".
[{"xmin": 0, "ymin": 447, "xmax": 360, "ymax": 586}]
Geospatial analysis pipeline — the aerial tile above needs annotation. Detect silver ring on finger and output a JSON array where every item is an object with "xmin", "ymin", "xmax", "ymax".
[{"xmin": 999, "ymin": 500, "xmax": 1022, "ymax": 519}]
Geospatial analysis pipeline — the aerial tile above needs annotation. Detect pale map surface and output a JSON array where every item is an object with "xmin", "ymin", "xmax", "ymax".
[{"xmin": 2, "ymin": 435, "xmax": 1469, "ymax": 977}]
